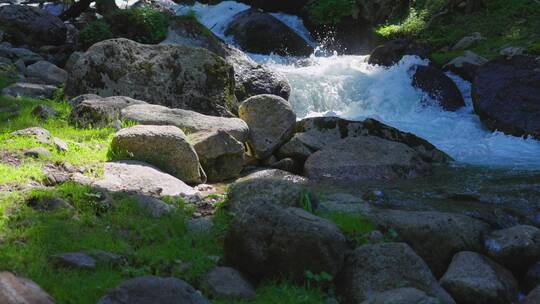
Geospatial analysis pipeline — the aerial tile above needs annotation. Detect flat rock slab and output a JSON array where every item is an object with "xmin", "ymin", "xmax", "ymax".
[
  {"xmin": 0, "ymin": 271, "xmax": 54, "ymax": 304},
  {"xmin": 203, "ymin": 267, "xmax": 256, "ymax": 300},
  {"xmin": 93, "ymin": 161, "xmax": 200, "ymax": 200},
  {"xmin": 2, "ymin": 82, "xmax": 57, "ymax": 99},
  {"xmin": 52, "ymin": 252, "xmax": 96, "ymax": 270}
]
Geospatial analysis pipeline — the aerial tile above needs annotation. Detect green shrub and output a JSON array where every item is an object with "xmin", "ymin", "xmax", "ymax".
[
  {"xmin": 309, "ymin": 0, "xmax": 357, "ymax": 26},
  {"xmin": 78, "ymin": 20, "xmax": 113, "ymax": 50},
  {"xmin": 376, "ymin": 8, "xmax": 427, "ymax": 39},
  {"xmin": 105, "ymin": 7, "xmax": 169, "ymax": 44}
]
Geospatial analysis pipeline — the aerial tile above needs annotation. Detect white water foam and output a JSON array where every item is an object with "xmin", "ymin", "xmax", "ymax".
[{"xmin": 177, "ymin": 1, "xmax": 540, "ymax": 168}]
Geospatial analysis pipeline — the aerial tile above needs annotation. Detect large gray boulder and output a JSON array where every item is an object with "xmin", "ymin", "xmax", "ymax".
[
  {"xmin": 336, "ymin": 242, "xmax": 455, "ymax": 304},
  {"xmin": 24, "ymin": 61, "xmax": 68, "ymax": 86},
  {"xmin": 0, "ymin": 271, "xmax": 54, "ymax": 304},
  {"xmin": 93, "ymin": 161, "xmax": 200, "ymax": 200},
  {"xmin": 65, "ymin": 38, "xmax": 237, "ymax": 117},
  {"xmin": 71, "ymin": 96, "xmax": 147, "ymax": 127},
  {"xmin": 371, "ymin": 209, "xmax": 490, "ymax": 277},
  {"xmin": 277, "ymin": 117, "xmax": 451, "ymax": 164},
  {"xmin": 227, "ymin": 169, "xmax": 310, "ymax": 213},
  {"xmin": 305, "ymin": 136, "xmax": 432, "ymax": 182},
  {"xmin": 225, "ymin": 8, "xmax": 313, "ymax": 57},
  {"xmin": 191, "ymin": 131, "xmax": 245, "ymax": 182},
  {"xmin": 360, "ymin": 288, "xmax": 439, "ymax": 304},
  {"xmin": 224, "ymin": 202, "xmax": 348, "ymax": 282},
  {"xmin": 162, "ymin": 16, "xmax": 291, "ymax": 101},
  {"xmin": 0, "ymin": 5, "xmax": 66, "ymax": 47},
  {"xmin": 484, "ymin": 225, "xmax": 540, "ymax": 276},
  {"xmin": 121, "ymin": 104, "xmax": 249, "ymax": 142},
  {"xmin": 239, "ymin": 94, "xmax": 296, "ymax": 159},
  {"xmin": 97, "ymin": 276, "xmax": 210, "ymax": 304},
  {"xmin": 110, "ymin": 125, "xmax": 205, "ymax": 184},
  {"xmin": 439, "ymin": 251, "xmax": 518, "ymax": 304}
]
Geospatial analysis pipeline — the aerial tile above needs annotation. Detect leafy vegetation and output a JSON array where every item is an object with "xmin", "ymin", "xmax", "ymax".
[
  {"xmin": 78, "ymin": 20, "xmax": 114, "ymax": 50},
  {"xmin": 319, "ymin": 211, "xmax": 376, "ymax": 246},
  {"xmin": 376, "ymin": 0, "xmax": 540, "ymax": 63},
  {"xmin": 308, "ymin": 0, "xmax": 357, "ymax": 25}
]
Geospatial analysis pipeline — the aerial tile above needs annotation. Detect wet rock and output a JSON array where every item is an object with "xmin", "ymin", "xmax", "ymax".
[
  {"xmin": 97, "ymin": 276, "xmax": 210, "ymax": 304},
  {"xmin": 368, "ymin": 39, "xmax": 431, "ymax": 67},
  {"xmin": 191, "ymin": 131, "xmax": 245, "ymax": 182},
  {"xmin": 121, "ymin": 104, "xmax": 248, "ymax": 142},
  {"xmin": 24, "ymin": 60, "xmax": 67, "ymax": 86},
  {"xmin": 443, "ymin": 51, "xmax": 488, "ymax": 81},
  {"xmin": 524, "ymin": 262, "xmax": 540, "ymax": 293},
  {"xmin": 305, "ymin": 136, "xmax": 432, "ymax": 182},
  {"xmin": 336, "ymin": 242, "xmax": 455, "ymax": 304},
  {"xmin": 227, "ymin": 169, "xmax": 310, "ymax": 213},
  {"xmin": 225, "ymin": 8, "xmax": 313, "ymax": 57},
  {"xmin": 360, "ymin": 287, "xmax": 439, "ymax": 304},
  {"xmin": 65, "ymin": 38, "xmax": 237, "ymax": 117},
  {"xmin": 52, "ymin": 252, "xmax": 96, "ymax": 270},
  {"xmin": 2, "ymin": 82, "xmax": 57, "ymax": 99},
  {"xmin": 278, "ymin": 117, "xmax": 451, "ymax": 165},
  {"xmin": 239, "ymin": 94, "xmax": 296, "ymax": 159},
  {"xmin": 0, "ymin": 5, "xmax": 67, "ymax": 47},
  {"xmin": 452, "ymin": 32, "xmax": 485, "ymax": 50},
  {"xmin": 371, "ymin": 209, "xmax": 490, "ymax": 277},
  {"xmin": 11, "ymin": 127, "xmax": 51, "ymax": 144},
  {"xmin": 439, "ymin": 251, "xmax": 518, "ymax": 304},
  {"xmin": 93, "ymin": 161, "xmax": 201, "ymax": 200},
  {"xmin": 32, "ymin": 104, "xmax": 57, "ymax": 120},
  {"xmin": 111, "ymin": 125, "xmax": 205, "ymax": 184},
  {"xmin": 133, "ymin": 194, "xmax": 174, "ymax": 218},
  {"xmin": 523, "ymin": 286, "xmax": 540, "ymax": 304},
  {"xmin": 412, "ymin": 65, "xmax": 465, "ymax": 111},
  {"xmin": 70, "ymin": 96, "xmax": 147, "ymax": 128},
  {"xmin": 0, "ymin": 271, "xmax": 55, "ymax": 304},
  {"xmin": 203, "ymin": 267, "xmax": 256, "ymax": 300},
  {"xmin": 484, "ymin": 225, "xmax": 540, "ymax": 276},
  {"xmin": 225, "ymin": 202, "xmax": 348, "ymax": 282},
  {"xmin": 162, "ymin": 16, "xmax": 291, "ymax": 101},
  {"xmin": 24, "ymin": 147, "xmax": 51, "ymax": 159},
  {"xmin": 472, "ymin": 55, "xmax": 540, "ymax": 139}
]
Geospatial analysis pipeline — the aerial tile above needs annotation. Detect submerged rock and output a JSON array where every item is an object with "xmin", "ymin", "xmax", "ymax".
[
  {"xmin": 336, "ymin": 242, "xmax": 455, "ymax": 304},
  {"xmin": 440, "ymin": 251, "xmax": 518, "ymax": 304},
  {"xmin": 97, "ymin": 276, "xmax": 210, "ymax": 304},
  {"xmin": 111, "ymin": 125, "xmax": 206, "ymax": 184},
  {"xmin": 225, "ymin": 8, "xmax": 313, "ymax": 57},
  {"xmin": 472, "ymin": 55, "xmax": 540, "ymax": 139},
  {"xmin": 65, "ymin": 38, "xmax": 237, "ymax": 117},
  {"xmin": 225, "ymin": 202, "xmax": 348, "ymax": 282}
]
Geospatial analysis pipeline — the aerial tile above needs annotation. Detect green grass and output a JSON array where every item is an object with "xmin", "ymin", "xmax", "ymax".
[
  {"xmin": 376, "ymin": 0, "xmax": 540, "ymax": 64},
  {"xmin": 319, "ymin": 211, "xmax": 376, "ymax": 246}
]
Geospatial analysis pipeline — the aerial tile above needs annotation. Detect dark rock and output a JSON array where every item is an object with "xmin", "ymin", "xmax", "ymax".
[
  {"xmin": 87, "ymin": 250, "xmax": 124, "ymax": 266},
  {"xmin": 24, "ymin": 147, "xmax": 51, "ymax": 159},
  {"xmin": 97, "ymin": 276, "xmax": 210, "ymax": 304},
  {"xmin": 52, "ymin": 252, "xmax": 96, "ymax": 270},
  {"xmin": 472, "ymin": 55, "xmax": 540, "ymax": 139},
  {"xmin": 70, "ymin": 96, "xmax": 147, "ymax": 128},
  {"xmin": 224, "ymin": 202, "xmax": 348, "ymax": 282},
  {"xmin": 412, "ymin": 65, "xmax": 465, "ymax": 111},
  {"xmin": 225, "ymin": 8, "xmax": 313, "ymax": 56},
  {"xmin": 24, "ymin": 60, "xmax": 68, "ymax": 86},
  {"xmin": 203, "ymin": 267, "xmax": 256, "ymax": 300},
  {"xmin": 336, "ymin": 242, "xmax": 455, "ymax": 304},
  {"xmin": 304, "ymin": 136, "xmax": 432, "ymax": 182},
  {"xmin": 27, "ymin": 196, "xmax": 72, "ymax": 211},
  {"xmin": 133, "ymin": 194, "xmax": 174, "ymax": 218},
  {"xmin": 524, "ymin": 262, "xmax": 540, "ymax": 293},
  {"xmin": 359, "ymin": 287, "xmax": 439, "ymax": 304},
  {"xmin": 369, "ymin": 39, "xmax": 431, "ymax": 67},
  {"xmin": 65, "ymin": 38, "xmax": 237, "ymax": 117},
  {"xmin": 356, "ymin": 0, "xmax": 410, "ymax": 25},
  {"xmin": 484, "ymin": 225, "xmax": 540, "ymax": 276},
  {"xmin": 439, "ymin": 251, "xmax": 518, "ymax": 304},
  {"xmin": 187, "ymin": 217, "xmax": 213, "ymax": 234},
  {"xmin": 371, "ymin": 209, "xmax": 490, "ymax": 277},
  {"xmin": 237, "ymin": 0, "xmax": 309, "ymax": 14},
  {"xmin": 239, "ymin": 94, "xmax": 296, "ymax": 159},
  {"xmin": 0, "ymin": 45, "xmax": 43, "ymax": 65},
  {"xmin": 523, "ymin": 286, "xmax": 540, "ymax": 304},
  {"xmin": 0, "ymin": 5, "xmax": 66, "ymax": 47},
  {"xmin": 270, "ymin": 157, "xmax": 302, "ymax": 174},
  {"xmin": 443, "ymin": 51, "xmax": 488, "ymax": 82},
  {"xmin": 162, "ymin": 16, "xmax": 291, "ymax": 101},
  {"xmin": 2, "ymin": 82, "xmax": 57, "ymax": 99},
  {"xmin": 32, "ymin": 104, "xmax": 57, "ymax": 120},
  {"xmin": 0, "ymin": 271, "xmax": 55, "ymax": 304}
]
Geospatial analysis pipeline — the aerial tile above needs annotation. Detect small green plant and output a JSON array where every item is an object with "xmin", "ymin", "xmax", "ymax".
[
  {"xmin": 105, "ymin": 7, "xmax": 169, "ymax": 44},
  {"xmin": 320, "ymin": 212, "xmax": 376, "ymax": 246},
  {"xmin": 78, "ymin": 20, "xmax": 113, "ymax": 49},
  {"xmin": 309, "ymin": 0, "xmax": 357, "ymax": 26},
  {"xmin": 305, "ymin": 270, "xmax": 333, "ymax": 289},
  {"xmin": 376, "ymin": 7, "xmax": 427, "ymax": 39},
  {"xmin": 299, "ymin": 190, "xmax": 313, "ymax": 213}
]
